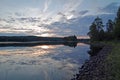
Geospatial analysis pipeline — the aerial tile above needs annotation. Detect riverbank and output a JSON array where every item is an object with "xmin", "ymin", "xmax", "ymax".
[
  {"xmin": 72, "ymin": 43, "xmax": 114, "ymax": 80},
  {"xmin": 105, "ymin": 41, "xmax": 120, "ymax": 80}
]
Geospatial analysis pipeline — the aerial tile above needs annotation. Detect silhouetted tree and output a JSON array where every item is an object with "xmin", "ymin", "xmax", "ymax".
[
  {"xmin": 99, "ymin": 29, "xmax": 105, "ymax": 41},
  {"xmin": 88, "ymin": 23, "xmax": 99, "ymax": 41},
  {"xmin": 88, "ymin": 17, "xmax": 104, "ymax": 41},
  {"xmin": 94, "ymin": 17, "xmax": 104, "ymax": 32},
  {"xmin": 64, "ymin": 35, "xmax": 77, "ymax": 41},
  {"xmin": 106, "ymin": 19, "xmax": 114, "ymax": 32},
  {"xmin": 114, "ymin": 6, "xmax": 120, "ymax": 39},
  {"xmin": 103, "ymin": 19, "xmax": 114, "ymax": 40}
]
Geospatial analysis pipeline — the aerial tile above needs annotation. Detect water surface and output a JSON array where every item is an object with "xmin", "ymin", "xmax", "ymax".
[{"xmin": 0, "ymin": 43, "xmax": 89, "ymax": 80}]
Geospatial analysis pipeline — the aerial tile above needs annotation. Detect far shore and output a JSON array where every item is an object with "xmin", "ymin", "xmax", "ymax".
[
  {"xmin": 0, "ymin": 36, "xmax": 90, "ymax": 47},
  {"xmin": 0, "ymin": 36, "xmax": 90, "ymax": 43}
]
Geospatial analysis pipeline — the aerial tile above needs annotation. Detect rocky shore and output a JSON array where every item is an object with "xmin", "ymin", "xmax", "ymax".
[{"xmin": 72, "ymin": 45, "xmax": 113, "ymax": 80}]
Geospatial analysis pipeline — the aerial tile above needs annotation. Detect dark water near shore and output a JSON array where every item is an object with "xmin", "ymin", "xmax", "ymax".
[{"xmin": 0, "ymin": 43, "xmax": 90, "ymax": 80}]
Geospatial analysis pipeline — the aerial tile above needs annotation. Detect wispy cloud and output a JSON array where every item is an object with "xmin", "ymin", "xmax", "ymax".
[
  {"xmin": 63, "ymin": 0, "xmax": 83, "ymax": 12},
  {"xmin": 1, "ymin": 0, "xmax": 119, "ymax": 37},
  {"xmin": 53, "ymin": 0, "xmax": 83, "ymax": 20},
  {"xmin": 98, "ymin": 2, "xmax": 119, "ymax": 14},
  {"xmin": 43, "ymin": 0, "xmax": 51, "ymax": 12}
]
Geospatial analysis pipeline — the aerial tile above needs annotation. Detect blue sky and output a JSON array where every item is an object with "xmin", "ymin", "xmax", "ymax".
[{"xmin": 0, "ymin": 0, "xmax": 120, "ymax": 37}]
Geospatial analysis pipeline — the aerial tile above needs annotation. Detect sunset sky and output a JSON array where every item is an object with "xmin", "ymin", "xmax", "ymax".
[{"xmin": 0, "ymin": 0, "xmax": 120, "ymax": 37}]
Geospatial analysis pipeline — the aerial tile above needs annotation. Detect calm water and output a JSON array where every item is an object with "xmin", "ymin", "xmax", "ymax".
[{"xmin": 0, "ymin": 43, "xmax": 90, "ymax": 80}]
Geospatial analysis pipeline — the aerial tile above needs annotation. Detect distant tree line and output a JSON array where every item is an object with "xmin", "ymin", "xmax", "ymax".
[
  {"xmin": 64, "ymin": 35, "xmax": 77, "ymax": 41},
  {"xmin": 88, "ymin": 6, "xmax": 120, "ymax": 41}
]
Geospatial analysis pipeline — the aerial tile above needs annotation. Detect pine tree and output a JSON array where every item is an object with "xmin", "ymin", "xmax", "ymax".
[
  {"xmin": 114, "ymin": 7, "xmax": 120, "ymax": 39},
  {"xmin": 94, "ymin": 17, "xmax": 104, "ymax": 32},
  {"xmin": 88, "ymin": 17, "xmax": 104, "ymax": 41},
  {"xmin": 106, "ymin": 19, "xmax": 114, "ymax": 32},
  {"xmin": 88, "ymin": 23, "xmax": 99, "ymax": 41}
]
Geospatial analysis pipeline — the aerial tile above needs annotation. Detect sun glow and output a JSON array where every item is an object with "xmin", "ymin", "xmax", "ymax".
[
  {"xmin": 34, "ymin": 45, "xmax": 55, "ymax": 49},
  {"xmin": 40, "ymin": 45, "xmax": 49, "ymax": 49},
  {"xmin": 67, "ymin": 15, "xmax": 74, "ymax": 19},
  {"xmin": 31, "ymin": 45, "xmax": 57, "ymax": 56},
  {"xmin": 40, "ymin": 33, "xmax": 55, "ymax": 37}
]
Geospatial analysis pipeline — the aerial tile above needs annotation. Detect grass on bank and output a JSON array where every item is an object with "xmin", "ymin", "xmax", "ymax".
[{"xmin": 105, "ymin": 41, "xmax": 120, "ymax": 80}]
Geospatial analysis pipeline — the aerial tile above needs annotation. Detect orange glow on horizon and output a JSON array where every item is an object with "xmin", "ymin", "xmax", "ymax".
[{"xmin": 77, "ymin": 36, "xmax": 90, "ymax": 39}]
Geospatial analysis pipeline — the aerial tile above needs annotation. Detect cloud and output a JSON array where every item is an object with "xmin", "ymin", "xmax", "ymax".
[
  {"xmin": 79, "ymin": 10, "xmax": 89, "ymax": 15},
  {"xmin": 3, "ymin": 0, "xmax": 117, "ymax": 37},
  {"xmin": 63, "ymin": 0, "xmax": 83, "ymax": 12},
  {"xmin": 14, "ymin": 12, "xmax": 23, "ymax": 16},
  {"xmin": 52, "ymin": 0, "xmax": 84, "ymax": 20},
  {"xmin": 78, "ymin": 2, "xmax": 120, "ymax": 17},
  {"xmin": 43, "ymin": 0, "xmax": 51, "ymax": 12},
  {"xmin": 98, "ymin": 2, "xmax": 120, "ymax": 14}
]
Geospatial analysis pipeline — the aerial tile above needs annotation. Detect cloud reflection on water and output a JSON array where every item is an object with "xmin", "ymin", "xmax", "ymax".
[{"xmin": 0, "ymin": 44, "xmax": 89, "ymax": 80}]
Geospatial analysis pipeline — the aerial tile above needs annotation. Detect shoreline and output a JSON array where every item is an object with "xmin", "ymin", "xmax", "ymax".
[
  {"xmin": 0, "ymin": 36, "xmax": 80, "ymax": 47},
  {"xmin": 72, "ymin": 44, "xmax": 113, "ymax": 80},
  {"xmin": 0, "ymin": 36, "xmax": 89, "ymax": 41}
]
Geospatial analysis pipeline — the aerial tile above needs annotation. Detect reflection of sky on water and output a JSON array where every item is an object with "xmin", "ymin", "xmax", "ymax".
[{"xmin": 0, "ymin": 44, "xmax": 89, "ymax": 80}]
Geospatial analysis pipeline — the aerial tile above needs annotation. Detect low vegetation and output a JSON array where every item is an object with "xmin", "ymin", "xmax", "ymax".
[{"xmin": 105, "ymin": 41, "xmax": 120, "ymax": 80}]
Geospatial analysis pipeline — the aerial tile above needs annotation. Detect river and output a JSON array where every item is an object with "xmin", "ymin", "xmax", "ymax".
[{"xmin": 0, "ymin": 43, "xmax": 90, "ymax": 80}]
